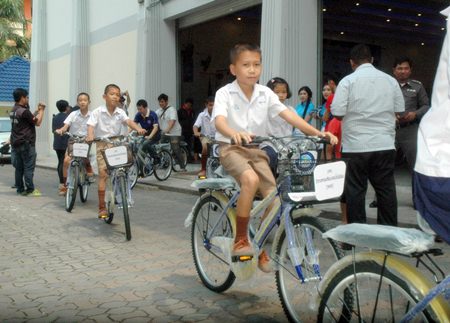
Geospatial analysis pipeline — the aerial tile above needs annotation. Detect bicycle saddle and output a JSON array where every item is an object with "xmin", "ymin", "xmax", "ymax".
[{"xmin": 323, "ymin": 223, "xmax": 435, "ymax": 255}]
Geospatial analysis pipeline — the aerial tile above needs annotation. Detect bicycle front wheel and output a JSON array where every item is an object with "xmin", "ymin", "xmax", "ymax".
[
  {"xmin": 275, "ymin": 216, "xmax": 342, "ymax": 322},
  {"xmin": 79, "ymin": 166, "xmax": 89, "ymax": 203},
  {"xmin": 154, "ymin": 150, "xmax": 173, "ymax": 181},
  {"xmin": 317, "ymin": 260, "xmax": 439, "ymax": 322},
  {"xmin": 65, "ymin": 164, "xmax": 79, "ymax": 212},
  {"xmin": 191, "ymin": 194, "xmax": 235, "ymax": 292},
  {"xmin": 118, "ymin": 176, "xmax": 131, "ymax": 240}
]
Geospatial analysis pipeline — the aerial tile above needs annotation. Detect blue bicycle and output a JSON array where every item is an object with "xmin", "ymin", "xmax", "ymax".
[{"xmin": 188, "ymin": 135, "xmax": 347, "ymax": 322}]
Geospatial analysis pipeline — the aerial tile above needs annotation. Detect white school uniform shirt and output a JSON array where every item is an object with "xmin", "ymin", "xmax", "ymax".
[
  {"xmin": 194, "ymin": 109, "xmax": 216, "ymax": 138},
  {"xmin": 212, "ymin": 80, "xmax": 287, "ymax": 143},
  {"xmin": 87, "ymin": 105, "xmax": 129, "ymax": 138},
  {"xmin": 415, "ymin": 6, "xmax": 450, "ymax": 178},
  {"xmin": 267, "ymin": 104, "xmax": 295, "ymax": 137},
  {"xmin": 64, "ymin": 110, "xmax": 91, "ymax": 137}
]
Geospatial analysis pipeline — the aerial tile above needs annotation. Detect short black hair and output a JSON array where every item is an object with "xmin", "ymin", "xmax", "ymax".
[
  {"xmin": 266, "ymin": 77, "xmax": 292, "ymax": 99},
  {"xmin": 158, "ymin": 93, "xmax": 168, "ymax": 101},
  {"xmin": 230, "ymin": 43, "xmax": 261, "ymax": 64},
  {"xmin": 104, "ymin": 83, "xmax": 120, "ymax": 94},
  {"xmin": 205, "ymin": 96, "xmax": 215, "ymax": 103},
  {"xmin": 77, "ymin": 92, "xmax": 90, "ymax": 101},
  {"xmin": 56, "ymin": 99, "xmax": 69, "ymax": 113},
  {"xmin": 350, "ymin": 44, "xmax": 372, "ymax": 65},
  {"xmin": 136, "ymin": 99, "xmax": 148, "ymax": 108},
  {"xmin": 184, "ymin": 98, "xmax": 194, "ymax": 105},
  {"xmin": 13, "ymin": 88, "xmax": 28, "ymax": 103},
  {"xmin": 393, "ymin": 57, "xmax": 413, "ymax": 69}
]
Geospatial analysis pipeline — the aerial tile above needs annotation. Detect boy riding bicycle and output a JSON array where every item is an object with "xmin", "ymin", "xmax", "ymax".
[
  {"xmin": 86, "ymin": 84, "xmax": 146, "ymax": 219},
  {"xmin": 55, "ymin": 92, "xmax": 94, "ymax": 196},
  {"xmin": 213, "ymin": 43, "xmax": 337, "ymax": 272}
]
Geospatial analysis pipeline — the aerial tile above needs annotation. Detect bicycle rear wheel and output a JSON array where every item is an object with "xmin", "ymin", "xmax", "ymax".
[
  {"xmin": 128, "ymin": 161, "xmax": 139, "ymax": 189},
  {"xmin": 173, "ymin": 146, "xmax": 188, "ymax": 172},
  {"xmin": 191, "ymin": 194, "xmax": 235, "ymax": 292},
  {"xmin": 65, "ymin": 164, "xmax": 79, "ymax": 212},
  {"xmin": 275, "ymin": 216, "xmax": 343, "ymax": 322},
  {"xmin": 154, "ymin": 150, "xmax": 172, "ymax": 181},
  {"xmin": 317, "ymin": 260, "xmax": 438, "ymax": 322},
  {"xmin": 79, "ymin": 166, "xmax": 89, "ymax": 203},
  {"xmin": 119, "ymin": 176, "xmax": 131, "ymax": 241}
]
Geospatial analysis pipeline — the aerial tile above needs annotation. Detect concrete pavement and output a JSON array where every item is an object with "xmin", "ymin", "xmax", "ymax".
[{"xmin": 35, "ymin": 153, "xmax": 422, "ymax": 227}]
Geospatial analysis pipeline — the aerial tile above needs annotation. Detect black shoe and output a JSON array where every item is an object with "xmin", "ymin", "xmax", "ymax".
[{"xmin": 369, "ymin": 200, "xmax": 378, "ymax": 208}]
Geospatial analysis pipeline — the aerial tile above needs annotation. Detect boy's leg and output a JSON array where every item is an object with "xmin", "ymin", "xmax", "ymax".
[
  {"xmin": 199, "ymin": 137, "xmax": 209, "ymax": 175},
  {"xmin": 96, "ymin": 143, "xmax": 108, "ymax": 218},
  {"xmin": 235, "ymin": 169, "xmax": 260, "ymax": 244}
]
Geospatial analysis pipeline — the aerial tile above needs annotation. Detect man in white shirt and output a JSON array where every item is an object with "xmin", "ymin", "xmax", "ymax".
[
  {"xmin": 332, "ymin": 44, "xmax": 405, "ymax": 226},
  {"xmin": 155, "ymin": 93, "xmax": 185, "ymax": 171}
]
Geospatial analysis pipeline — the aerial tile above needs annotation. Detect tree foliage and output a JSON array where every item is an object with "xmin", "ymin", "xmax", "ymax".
[{"xmin": 0, "ymin": 0, "xmax": 30, "ymax": 62}]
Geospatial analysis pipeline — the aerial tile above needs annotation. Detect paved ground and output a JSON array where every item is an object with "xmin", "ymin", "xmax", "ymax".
[{"xmin": 0, "ymin": 156, "xmax": 448, "ymax": 322}]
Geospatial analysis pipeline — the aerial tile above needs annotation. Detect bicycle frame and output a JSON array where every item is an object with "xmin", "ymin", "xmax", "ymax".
[{"xmin": 203, "ymin": 174, "xmax": 321, "ymax": 283}]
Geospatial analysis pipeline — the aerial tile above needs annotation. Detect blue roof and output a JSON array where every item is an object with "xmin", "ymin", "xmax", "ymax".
[{"xmin": 0, "ymin": 56, "xmax": 30, "ymax": 102}]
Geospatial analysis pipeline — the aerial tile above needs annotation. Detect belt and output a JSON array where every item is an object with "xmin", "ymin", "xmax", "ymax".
[{"xmin": 397, "ymin": 121, "xmax": 418, "ymax": 129}]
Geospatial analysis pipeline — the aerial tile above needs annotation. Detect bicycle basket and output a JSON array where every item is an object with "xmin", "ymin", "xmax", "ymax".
[
  {"xmin": 72, "ymin": 143, "xmax": 90, "ymax": 158},
  {"xmin": 101, "ymin": 144, "xmax": 134, "ymax": 169},
  {"xmin": 277, "ymin": 137, "xmax": 320, "ymax": 193}
]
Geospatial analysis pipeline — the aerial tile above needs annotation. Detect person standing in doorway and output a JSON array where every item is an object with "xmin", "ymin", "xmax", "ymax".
[
  {"xmin": 331, "ymin": 44, "xmax": 405, "ymax": 226},
  {"xmin": 156, "ymin": 93, "xmax": 186, "ymax": 172},
  {"xmin": 9, "ymin": 88, "xmax": 46, "ymax": 196}
]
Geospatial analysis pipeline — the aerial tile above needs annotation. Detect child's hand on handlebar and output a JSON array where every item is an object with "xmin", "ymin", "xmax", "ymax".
[
  {"xmin": 231, "ymin": 132, "xmax": 254, "ymax": 146},
  {"xmin": 85, "ymin": 135, "xmax": 94, "ymax": 143},
  {"xmin": 321, "ymin": 131, "xmax": 338, "ymax": 145}
]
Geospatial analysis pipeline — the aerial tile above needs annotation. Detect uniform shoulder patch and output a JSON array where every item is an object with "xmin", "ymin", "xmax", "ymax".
[{"xmin": 411, "ymin": 79, "xmax": 422, "ymax": 85}]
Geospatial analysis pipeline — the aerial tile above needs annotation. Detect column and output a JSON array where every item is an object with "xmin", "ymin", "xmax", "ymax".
[
  {"xmin": 138, "ymin": 0, "xmax": 178, "ymax": 107},
  {"xmin": 260, "ymin": 0, "xmax": 319, "ymax": 108},
  {"xmin": 69, "ymin": 0, "xmax": 90, "ymax": 103},
  {"xmin": 29, "ymin": 0, "xmax": 49, "ymax": 155}
]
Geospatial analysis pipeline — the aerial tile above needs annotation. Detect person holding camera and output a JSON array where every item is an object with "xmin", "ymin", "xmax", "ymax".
[{"xmin": 10, "ymin": 88, "xmax": 46, "ymax": 196}]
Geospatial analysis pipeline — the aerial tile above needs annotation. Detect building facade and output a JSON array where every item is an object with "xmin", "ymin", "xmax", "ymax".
[{"xmin": 30, "ymin": 0, "xmax": 319, "ymax": 156}]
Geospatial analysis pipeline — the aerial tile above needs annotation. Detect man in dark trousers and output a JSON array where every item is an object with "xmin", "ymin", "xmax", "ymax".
[
  {"xmin": 10, "ymin": 88, "xmax": 46, "ymax": 196},
  {"xmin": 331, "ymin": 44, "xmax": 405, "ymax": 226}
]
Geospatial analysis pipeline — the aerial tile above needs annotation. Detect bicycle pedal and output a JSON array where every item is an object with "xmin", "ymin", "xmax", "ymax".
[{"xmin": 231, "ymin": 255, "xmax": 254, "ymax": 263}]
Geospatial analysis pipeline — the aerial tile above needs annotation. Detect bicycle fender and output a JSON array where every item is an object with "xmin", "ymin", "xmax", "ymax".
[
  {"xmin": 210, "ymin": 191, "xmax": 237, "ymax": 236},
  {"xmin": 317, "ymin": 251, "xmax": 450, "ymax": 321}
]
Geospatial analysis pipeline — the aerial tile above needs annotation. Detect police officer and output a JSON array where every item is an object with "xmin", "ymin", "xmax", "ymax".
[{"xmin": 393, "ymin": 57, "xmax": 430, "ymax": 173}]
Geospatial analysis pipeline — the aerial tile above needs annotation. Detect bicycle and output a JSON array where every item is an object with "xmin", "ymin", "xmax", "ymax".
[
  {"xmin": 188, "ymin": 135, "xmax": 348, "ymax": 322},
  {"xmin": 164, "ymin": 139, "xmax": 188, "ymax": 172},
  {"xmin": 317, "ymin": 222, "xmax": 450, "ymax": 322},
  {"xmin": 64, "ymin": 133, "xmax": 92, "ymax": 212},
  {"xmin": 97, "ymin": 135, "xmax": 135, "ymax": 241},
  {"xmin": 128, "ymin": 133, "xmax": 173, "ymax": 188}
]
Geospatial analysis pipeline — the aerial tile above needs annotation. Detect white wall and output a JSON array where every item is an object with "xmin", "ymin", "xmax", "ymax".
[
  {"xmin": 46, "ymin": 0, "xmax": 72, "ymax": 51},
  {"xmin": 89, "ymin": 30, "xmax": 138, "ymax": 114}
]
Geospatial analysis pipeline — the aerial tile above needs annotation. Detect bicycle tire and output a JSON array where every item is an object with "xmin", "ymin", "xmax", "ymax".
[
  {"xmin": 79, "ymin": 166, "xmax": 89, "ymax": 203},
  {"xmin": 119, "ymin": 175, "xmax": 131, "ymax": 241},
  {"xmin": 317, "ymin": 260, "xmax": 439, "ymax": 322},
  {"xmin": 191, "ymin": 194, "xmax": 235, "ymax": 292},
  {"xmin": 104, "ymin": 199, "xmax": 114, "ymax": 224},
  {"xmin": 154, "ymin": 150, "xmax": 173, "ymax": 181},
  {"xmin": 65, "ymin": 164, "xmax": 79, "ymax": 212},
  {"xmin": 128, "ymin": 161, "xmax": 139, "ymax": 190},
  {"xmin": 275, "ymin": 216, "xmax": 343, "ymax": 323},
  {"xmin": 173, "ymin": 146, "xmax": 188, "ymax": 172}
]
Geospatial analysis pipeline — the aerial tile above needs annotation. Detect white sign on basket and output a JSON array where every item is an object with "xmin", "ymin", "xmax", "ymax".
[
  {"xmin": 287, "ymin": 161, "xmax": 346, "ymax": 202},
  {"xmin": 104, "ymin": 146, "xmax": 128, "ymax": 167},
  {"xmin": 72, "ymin": 143, "xmax": 89, "ymax": 158}
]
